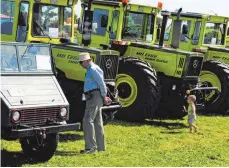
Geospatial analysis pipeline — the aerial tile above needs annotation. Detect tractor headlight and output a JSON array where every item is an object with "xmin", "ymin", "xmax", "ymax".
[
  {"xmin": 60, "ymin": 107, "xmax": 68, "ymax": 118},
  {"xmin": 12, "ymin": 111, "xmax": 21, "ymax": 123}
]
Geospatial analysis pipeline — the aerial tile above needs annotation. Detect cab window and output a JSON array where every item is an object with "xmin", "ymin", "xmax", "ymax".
[
  {"xmin": 0, "ymin": 0, "xmax": 15, "ymax": 35},
  {"xmin": 17, "ymin": 2, "xmax": 29, "ymax": 42},
  {"xmin": 204, "ymin": 23, "xmax": 226, "ymax": 45},
  {"xmin": 192, "ymin": 21, "xmax": 201, "ymax": 45},
  {"xmin": 164, "ymin": 18, "xmax": 172, "ymax": 41},
  {"xmin": 180, "ymin": 20, "xmax": 191, "ymax": 42},
  {"xmin": 92, "ymin": 8, "xmax": 109, "ymax": 36},
  {"xmin": 110, "ymin": 11, "xmax": 119, "ymax": 39},
  {"xmin": 32, "ymin": 4, "xmax": 72, "ymax": 38},
  {"xmin": 1, "ymin": 45, "xmax": 18, "ymax": 72},
  {"xmin": 63, "ymin": 7, "xmax": 72, "ymax": 38}
]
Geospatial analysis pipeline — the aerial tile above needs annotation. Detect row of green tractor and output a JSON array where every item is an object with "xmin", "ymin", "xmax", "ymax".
[
  {"xmin": 1, "ymin": 0, "xmax": 229, "ymax": 161},
  {"xmin": 76, "ymin": 0, "xmax": 229, "ymax": 117}
]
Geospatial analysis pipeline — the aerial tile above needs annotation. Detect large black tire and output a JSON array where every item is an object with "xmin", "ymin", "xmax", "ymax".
[
  {"xmin": 19, "ymin": 133, "xmax": 59, "ymax": 162},
  {"xmin": 115, "ymin": 57, "xmax": 161, "ymax": 122},
  {"xmin": 56, "ymin": 69, "xmax": 85, "ymax": 124},
  {"xmin": 200, "ymin": 60, "xmax": 229, "ymax": 113}
]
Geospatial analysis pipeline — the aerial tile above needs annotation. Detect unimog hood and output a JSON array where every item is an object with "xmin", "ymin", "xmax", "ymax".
[{"xmin": 0, "ymin": 76, "xmax": 68, "ymax": 108}]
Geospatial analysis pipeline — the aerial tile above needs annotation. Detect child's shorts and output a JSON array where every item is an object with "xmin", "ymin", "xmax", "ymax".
[{"xmin": 188, "ymin": 115, "xmax": 196, "ymax": 125}]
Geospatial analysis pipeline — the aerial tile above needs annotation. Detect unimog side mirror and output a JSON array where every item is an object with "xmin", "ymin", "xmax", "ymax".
[
  {"xmin": 18, "ymin": 11, "xmax": 27, "ymax": 26},
  {"xmin": 182, "ymin": 24, "xmax": 189, "ymax": 35},
  {"xmin": 227, "ymin": 27, "xmax": 229, "ymax": 36},
  {"xmin": 101, "ymin": 15, "xmax": 108, "ymax": 28}
]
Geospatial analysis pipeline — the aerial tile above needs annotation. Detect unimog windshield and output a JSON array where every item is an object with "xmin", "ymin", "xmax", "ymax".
[
  {"xmin": 203, "ymin": 22, "xmax": 226, "ymax": 46},
  {"xmin": 32, "ymin": 3, "xmax": 72, "ymax": 39},
  {"xmin": 1, "ymin": 44, "xmax": 52, "ymax": 73},
  {"xmin": 122, "ymin": 11, "xmax": 154, "ymax": 42}
]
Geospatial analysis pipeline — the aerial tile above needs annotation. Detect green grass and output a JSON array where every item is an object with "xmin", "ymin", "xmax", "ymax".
[{"xmin": 1, "ymin": 115, "xmax": 229, "ymax": 167}]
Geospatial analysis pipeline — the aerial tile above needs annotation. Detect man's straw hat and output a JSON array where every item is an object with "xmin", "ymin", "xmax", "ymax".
[{"xmin": 78, "ymin": 52, "xmax": 91, "ymax": 62}]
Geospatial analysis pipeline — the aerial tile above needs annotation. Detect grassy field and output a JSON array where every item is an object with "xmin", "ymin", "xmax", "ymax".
[{"xmin": 1, "ymin": 115, "xmax": 229, "ymax": 167}]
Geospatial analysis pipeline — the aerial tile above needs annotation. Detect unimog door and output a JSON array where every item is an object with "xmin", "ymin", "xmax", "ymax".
[{"xmin": 1, "ymin": 42, "xmax": 81, "ymax": 162}]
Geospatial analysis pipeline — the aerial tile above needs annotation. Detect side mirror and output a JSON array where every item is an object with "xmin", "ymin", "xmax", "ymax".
[
  {"xmin": 101, "ymin": 15, "xmax": 108, "ymax": 28},
  {"xmin": 182, "ymin": 24, "xmax": 188, "ymax": 34},
  {"xmin": 18, "ymin": 12, "xmax": 27, "ymax": 26},
  {"xmin": 227, "ymin": 27, "xmax": 229, "ymax": 36},
  {"xmin": 156, "ymin": 28, "xmax": 161, "ymax": 40}
]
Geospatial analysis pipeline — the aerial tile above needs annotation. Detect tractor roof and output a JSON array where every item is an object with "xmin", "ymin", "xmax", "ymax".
[
  {"xmin": 170, "ymin": 11, "xmax": 229, "ymax": 23},
  {"xmin": 82, "ymin": 0, "xmax": 160, "ymax": 12}
]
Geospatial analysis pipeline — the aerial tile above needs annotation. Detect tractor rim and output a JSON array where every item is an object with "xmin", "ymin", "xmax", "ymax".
[
  {"xmin": 200, "ymin": 70, "xmax": 222, "ymax": 101},
  {"xmin": 115, "ymin": 74, "xmax": 138, "ymax": 108}
]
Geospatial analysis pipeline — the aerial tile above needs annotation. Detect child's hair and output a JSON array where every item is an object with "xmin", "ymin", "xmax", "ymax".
[{"xmin": 188, "ymin": 95, "xmax": 196, "ymax": 102}]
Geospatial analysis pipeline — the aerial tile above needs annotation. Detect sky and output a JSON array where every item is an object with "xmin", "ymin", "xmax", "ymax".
[{"xmin": 74, "ymin": 0, "xmax": 229, "ymax": 17}]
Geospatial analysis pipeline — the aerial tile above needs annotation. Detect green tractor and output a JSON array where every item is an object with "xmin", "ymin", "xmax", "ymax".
[
  {"xmin": 162, "ymin": 11, "xmax": 229, "ymax": 114},
  {"xmin": 0, "ymin": 0, "xmax": 122, "ymax": 125},
  {"xmin": 76, "ymin": 0, "xmax": 220, "ymax": 121}
]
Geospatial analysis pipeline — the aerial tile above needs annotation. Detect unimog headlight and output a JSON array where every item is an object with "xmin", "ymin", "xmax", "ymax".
[
  {"xmin": 60, "ymin": 107, "xmax": 68, "ymax": 118},
  {"xmin": 12, "ymin": 111, "xmax": 21, "ymax": 123}
]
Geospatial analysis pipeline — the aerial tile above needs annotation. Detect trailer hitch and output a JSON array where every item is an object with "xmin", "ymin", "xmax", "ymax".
[{"xmin": 101, "ymin": 101, "xmax": 122, "ymax": 123}]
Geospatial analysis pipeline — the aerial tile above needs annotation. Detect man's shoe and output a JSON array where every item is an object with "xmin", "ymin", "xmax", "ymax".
[{"xmin": 80, "ymin": 149, "xmax": 97, "ymax": 154}]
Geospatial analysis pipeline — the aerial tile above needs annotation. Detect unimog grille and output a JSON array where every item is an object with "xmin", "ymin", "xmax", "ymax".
[
  {"xmin": 20, "ymin": 107, "xmax": 60, "ymax": 125},
  {"xmin": 185, "ymin": 57, "xmax": 203, "ymax": 77},
  {"xmin": 97, "ymin": 55, "xmax": 119, "ymax": 81}
]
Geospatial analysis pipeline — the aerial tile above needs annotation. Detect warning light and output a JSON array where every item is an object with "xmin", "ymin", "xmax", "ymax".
[
  {"xmin": 186, "ymin": 90, "xmax": 191, "ymax": 95},
  {"xmin": 157, "ymin": 2, "xmax": 163, "ymax": 9},
  {"xmin": 122, "ymin": 0, "xmax": 128, "ymax": 6}
]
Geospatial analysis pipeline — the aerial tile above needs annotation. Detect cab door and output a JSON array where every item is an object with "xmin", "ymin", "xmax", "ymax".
[
  {"xmin": 178, "ymin": 19, "xmax": 193, "ymax": 51},
  {"xmin": 90, "ymin": 5, "xmax": 113, "ymax": 48},
  {"xmin": 0, "ymin": 0, "xmax": 18, "ymax": 42}
]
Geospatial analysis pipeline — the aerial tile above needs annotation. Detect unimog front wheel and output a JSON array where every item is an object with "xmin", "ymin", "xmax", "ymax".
[
  {"xmin": 19, "ymin": 133, "xmax": 59, "ymax": 162},
  {"xmin": 115, "ymin": 57, "xmax": 161, "ymax": 122},
  {"xmin": 200, "ymin": 61, "xmax": 229, "ymax": 114}
]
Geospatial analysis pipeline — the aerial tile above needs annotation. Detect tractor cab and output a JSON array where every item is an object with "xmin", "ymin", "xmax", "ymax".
[
  {"xmin": 162, "ymin": 12, "xmax": 229, "ymax": 53},
  {"xmin": 0, "ymin": 0, "xmax": 78, "ymax": 43},
  {"xmin": 77, "ymin": 0, "xmax": 161, "ymax": 48}
]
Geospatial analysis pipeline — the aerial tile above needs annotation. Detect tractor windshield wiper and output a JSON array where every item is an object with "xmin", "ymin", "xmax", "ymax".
[{"xmin": 32, "ymin": 17, "xmax": 52, "ymax": 40}]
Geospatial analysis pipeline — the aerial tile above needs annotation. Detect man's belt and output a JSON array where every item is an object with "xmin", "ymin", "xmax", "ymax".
[{"xmin": 84, "ymin": 88, "xmax": 100, "ymax": 95}]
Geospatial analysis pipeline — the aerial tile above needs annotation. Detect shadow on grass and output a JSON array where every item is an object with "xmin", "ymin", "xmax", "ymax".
[
  {"xmin": 109, "ymin": 119, "xmax": 188, "ymax": 130},
  {"xmin": 145, "ymin": 120, "xmax": 188, "ymax": 129},
  {"xmin": 160, "ymin": 131, "xmax": 183, "ymax": 134},
  {"xmin": 55, "ymin": 151, "xmax": 80, "ymax": 156},
  {"xmin": 59, "ymin": 133, "xmax": 83, "ymax": 142},
  {"xmin": 1, "ymin": 149, "xmax": 39, "ymax": 167},
  {"xmin": 197, "ymin": 111, "xmax": 229, "ymax": 117}
]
